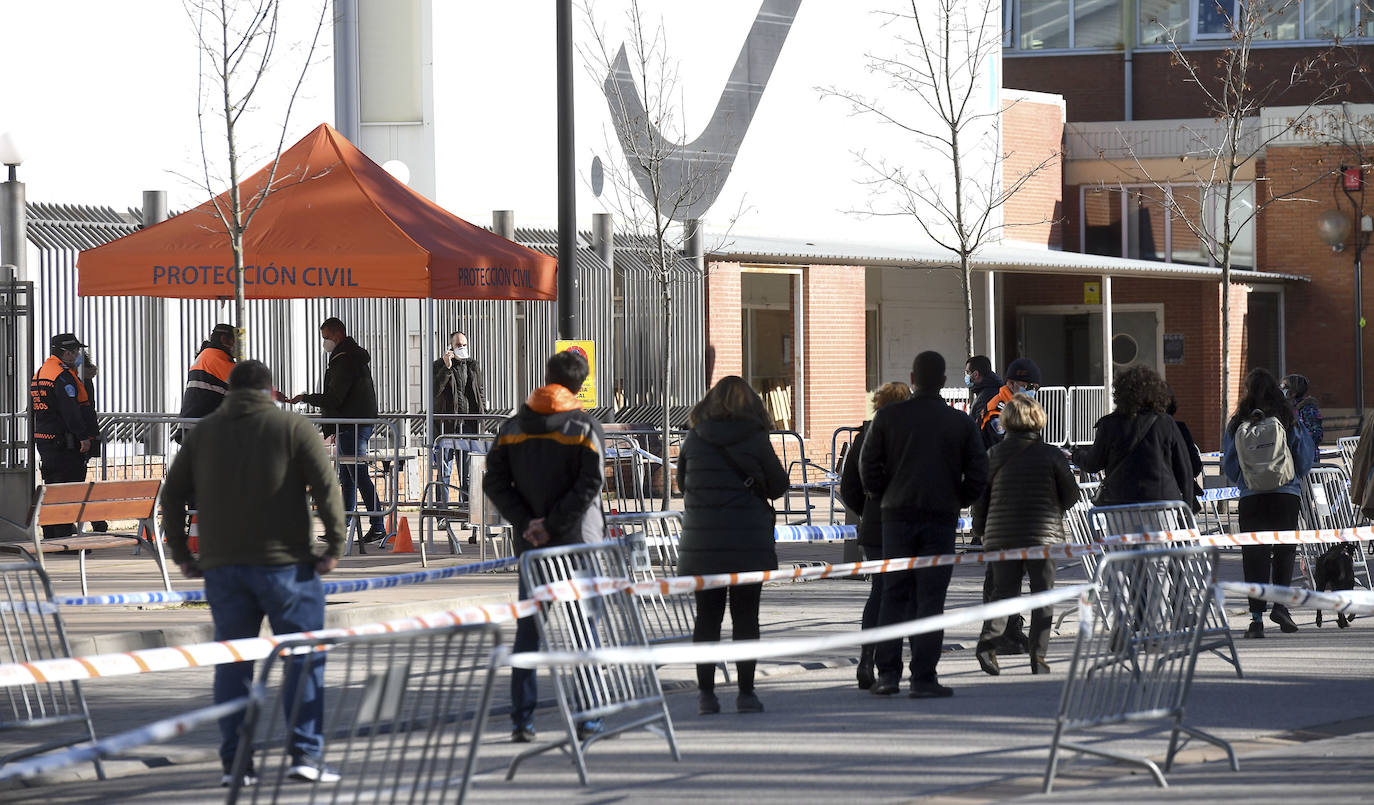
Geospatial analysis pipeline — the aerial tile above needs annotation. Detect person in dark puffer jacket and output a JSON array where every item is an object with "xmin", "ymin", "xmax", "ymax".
[
  {"xmin": 677, "ymin": 376, "xmax": 788, "ymax": 716},
  {"xmin": 973, "ymin": 395, "xmax": 1078, "ymax": 676},
  {"xmin": 839, "ymin": 381, "xmax": 912, "ymax": 690}
]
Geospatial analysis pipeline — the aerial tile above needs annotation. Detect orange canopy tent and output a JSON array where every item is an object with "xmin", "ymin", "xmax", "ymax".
[{"xmin": 77, "ymin": 124, "xmax": 556, "ymax": 301}]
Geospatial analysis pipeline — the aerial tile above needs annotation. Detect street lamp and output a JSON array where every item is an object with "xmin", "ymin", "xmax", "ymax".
[
  {"xmin": 0, "ymin": 132, "xmax": 25, "ymax": 279},
  {"xmin": 1319, "ymin": 166, "xmax": 1372, "ymax": 429}
]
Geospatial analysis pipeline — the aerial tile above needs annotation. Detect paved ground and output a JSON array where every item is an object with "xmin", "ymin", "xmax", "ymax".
[{"xmin": 2, "ymin": 538, "xmax": 1372, "ymax": 803}]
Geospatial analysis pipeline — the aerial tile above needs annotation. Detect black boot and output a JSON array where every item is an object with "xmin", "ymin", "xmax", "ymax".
[{"xmin": 856, "ymin": 646, "xmax": 875, "ymax": 690}]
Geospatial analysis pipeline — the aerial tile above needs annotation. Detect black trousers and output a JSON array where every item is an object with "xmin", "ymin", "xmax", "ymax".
[
  {"xmin": 979, "ymin": 558, "xmax": 1055, "ymax": 657},
  {"xmin": 38, "ymin": 447, "xmax": 87, "ymax": 538},
  {"xmin": 694, "ymin": 583, "xmax": 762, "ymax": 693},
  {"xmin": 1238, "ymin": 493, "xmax": 1301, "ymax": 614},
  {"xmin": 982, "ymin": 563, "xmax": 1026, "ymax": 636},
  {"xmin": 861, "ymin": 543, "xmax": 884, "ymax": 630},
  {"xmin": 875, "ymin": 514, "xmax": 957, "ymax": 683}
]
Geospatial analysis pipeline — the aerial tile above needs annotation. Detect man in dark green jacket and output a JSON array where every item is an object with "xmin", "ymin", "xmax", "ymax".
[{"xmin": 162, "ymin": 360, "xmax": 346, "ymax": 788}]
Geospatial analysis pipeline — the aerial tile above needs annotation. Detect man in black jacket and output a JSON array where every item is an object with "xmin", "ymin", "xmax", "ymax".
[
  {"xmin": 965, "ymin": 356, "xmax": 1001, "ymax": 431},
  {"xmin": 860, "ymin": 351, "xmax": 988, "ymax": 698},
  {"xmin": 433, "ymin": 330, "xmax": 486, "ymax": 503},
  {"xmin": 484, "ymin": 350, "xmax": 605, "ymax": 743},
  {"xmin": 289, "ymin": 317, "xmax": 385, "ymax": 542}
]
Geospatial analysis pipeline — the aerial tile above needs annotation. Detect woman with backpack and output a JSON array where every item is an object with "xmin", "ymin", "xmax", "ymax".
[
  {"xmin": 972, "ymin": 394, "xmax": 1078, "ymax": 676},
  {"xmin": 1222, "ymin": 368, "xmax": 1316, "ymax": 638},
  {"xmin": 677, "ymin": 376, "xmax": 789, "ymax": 715}
]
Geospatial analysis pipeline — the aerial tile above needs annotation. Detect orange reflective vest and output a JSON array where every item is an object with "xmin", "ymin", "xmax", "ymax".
[{"xmin": 30, "ymin": 355, "xmax": 90, "ymax": 447}]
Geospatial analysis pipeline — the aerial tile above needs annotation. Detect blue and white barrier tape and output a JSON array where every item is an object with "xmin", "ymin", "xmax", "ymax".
[
  {"xmin": 0, "ymin": 695, "xmax": 252, "ymax": 782},
  {"xmin": 55, "ymin": 555, "xmax": 520, "ymax": 607}
]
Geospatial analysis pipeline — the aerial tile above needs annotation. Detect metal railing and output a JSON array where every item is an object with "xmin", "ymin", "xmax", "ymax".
[
  {"xmin": 607, "ymin": 511, "xmax": 694, "ymax": 646},
  {"xmin": 1044, "ymin": 545, "xmax": 1237, "ymax": 792},
  {"xmin": 508, "ymin": 542, "xmax": 680, "ymax": 785},
  {"xmin": 0, "ymin": 560, "xmax": 103, "ymax": 780},
  {"xmin": 228, "ymin": 623, "xmax": 504, "ymax": 804}
]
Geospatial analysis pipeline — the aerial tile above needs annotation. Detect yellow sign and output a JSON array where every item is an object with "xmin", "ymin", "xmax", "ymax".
[
  {"xmin": 554, "ymin": 340, "xmax": 598, "ymax": 408},
  {"xmin": 1083, "ymin": 281, "xmax": 1101, "ymax": 305}
]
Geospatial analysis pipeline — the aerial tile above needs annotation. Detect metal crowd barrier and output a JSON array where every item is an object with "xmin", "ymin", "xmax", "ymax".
[
  {"xmin": 603, "ymin": 433, "xmax": 657, "ymax": 514},
  {"xmin": 1043, "ymin": 545, "xmax": 1237, "ymax": 792},
  {"xmin": 0, "ymin": 560, "xmax": 103, "ymax": 780},
  {"xmin": 1299, "ymin": 467, "xmax": 1374, "ymax": 591},
  {"xmin": 607, "ymin": 511, "xmax": 694, "ymax": 646},
  {"xmin": 1038, "ymin": 386, "xmax": 1070, "ymax": 445},
  {"xmin": 228, "ymin": 622, "xmax": 504, "ymax": 804},
  {"xmin": 1337, "ymin": 436, "xmax": 1359, "ymax": 477},
  {"xmin": 769, "ymin": 430, "xmax": 837, "ymax": 526},
  {"xmin": 508, "ymin": 543, "xmax": 680, "ymax": 785},
  {"xmin": 828, "ymin": 426, "xmax": 861, "ymax": 526},
  {"xmin": 1087, "ymin": 502, "xmax": 1242, "ymax": 678}
]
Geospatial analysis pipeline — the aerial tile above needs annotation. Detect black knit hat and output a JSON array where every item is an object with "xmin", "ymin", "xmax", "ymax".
[{"xmin": 1005, "ymin": 357, "xmax": 1041, "ymax": 385}]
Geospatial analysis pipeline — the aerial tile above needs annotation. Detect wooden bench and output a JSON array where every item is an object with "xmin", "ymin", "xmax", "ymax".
[{"xmin": 0, "ymin": 480, "xmax": 172, "ymax": 596}]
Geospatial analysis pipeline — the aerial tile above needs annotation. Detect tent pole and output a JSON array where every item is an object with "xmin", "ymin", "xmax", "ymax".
[
  {"xmin": 556, "ymin": 0, "xmax": 578, "ymax": 338},
  {"xmin": 424, "ymin": 297, "xmax": 435, "ymax": 473}
]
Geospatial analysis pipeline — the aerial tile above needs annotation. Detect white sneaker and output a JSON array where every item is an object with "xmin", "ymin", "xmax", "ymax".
[
  {"xmin": 220, "ymin": 770, "xmax": 258, "ymax": 787},
  {"xmin": 288, "ymin": 761, "xmax": 341, "ymax": 783}
]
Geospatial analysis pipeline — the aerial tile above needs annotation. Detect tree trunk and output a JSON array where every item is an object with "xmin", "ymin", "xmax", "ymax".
[
  {"xmin": 961, "ymin": 252, "xmax": 975, "ymax": 359},
  {"xmin": 660, "ymin": 266, "xmax": 672, "ymax": 511}
]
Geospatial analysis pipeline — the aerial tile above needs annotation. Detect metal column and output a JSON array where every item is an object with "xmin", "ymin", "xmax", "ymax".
[
  {"xmin": 985, "ymin": 270, "xmax": 997, "ymax": 367},
  {"xmin": 556, "ymin": 0, "xmax": 578, "ymax": 338},
  {"xmin": 1102, "ymin": 275, "xmax": 1114, "ymax": 412},
  {"xmin": 333, "ymin": 0, "xmax": 361, "ymax": 143}
]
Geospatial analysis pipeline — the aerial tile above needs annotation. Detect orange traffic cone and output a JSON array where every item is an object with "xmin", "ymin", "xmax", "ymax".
[{"xmin": 390, "ymin": 517, "xmax": 416, "ymax": 554}]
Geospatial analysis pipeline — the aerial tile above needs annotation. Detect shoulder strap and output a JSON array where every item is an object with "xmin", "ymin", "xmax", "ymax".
[{"xmin": 703, "ymin": 437, "xmax": 768, "ymax": 499}]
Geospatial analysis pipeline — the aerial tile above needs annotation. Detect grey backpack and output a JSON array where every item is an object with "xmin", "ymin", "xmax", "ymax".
[{"xmin": 1235, "ymin": 413, "xmax": 1294, "ymax": 492}]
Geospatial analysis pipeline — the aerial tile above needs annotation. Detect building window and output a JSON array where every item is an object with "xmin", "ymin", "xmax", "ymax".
[
  {"xmin": 1019, "ymin": 0, "xmax": 1071, "ymax": 50},
  {"xmin": 1080, "ymin": 183, "xmax": 1255, "ymax": 268},
  {"xmin": 1195, "ymin": 0, "xmax": 1236, "ymax": 39}
]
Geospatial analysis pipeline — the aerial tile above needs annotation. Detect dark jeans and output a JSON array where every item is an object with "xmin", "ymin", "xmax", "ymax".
[
  {"xmin": 511, "ymin": 571, "xmax": 540, "ymax": 728},
  {"xmin": 205, "ymin": 563, "xmax": 326, "ymax": 772},
  {"xmin": 979, "ymin": 558, "xmax": 1054, "ymax": 657},
  {"xmin": 982, "ymin": 561, "xmax": 1025, "ymax": 636},
  {"xmin": 694, "ymin": 583, "xmax": 762, "ymax": 693},
  {"xmin": 875, "ymin": 514, "xmax": 957, "ymax": 683},
  {"xmin": 433, "ymin": 420, "xmax": 479, "ymax": 505},
  {"xmin": 861, "ymin": 544, "xmax": 884, "ymax": 631},
  {"xmin": 1238, "ymin": 493, "xmax": 1300, "ymax": 614},
  {"xmin": 335, "ymin": 424, "xmax": 385, "ymax": 532},
  {"xmin": 37, "ymin": 447, "xmax": 86, "ymax": 538}
]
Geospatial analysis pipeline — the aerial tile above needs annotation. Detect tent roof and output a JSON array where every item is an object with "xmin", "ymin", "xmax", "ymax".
[{"xmin": 77, "ymin": 124, "xmax": 556, "ymax": 300}]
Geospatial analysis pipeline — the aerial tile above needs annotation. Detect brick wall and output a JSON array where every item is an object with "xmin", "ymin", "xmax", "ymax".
[
  {"xmin": 1002, "ymin": 97, "xmax": 1064, "ymax": 248},
  {"xmin": 704, "ymin": 261, "xmax": 742, "ymax": 387},
  {"xmin": 1005, "ymin": 47, "xmax": 1374, "ymax": 123},
  {"xmin": 802, "ymin": 265, "xmax": 867, "ymax": 461},
  {"xmin": 1263, "ymin": 144, "xmax": 1368, "ymax": 424}
]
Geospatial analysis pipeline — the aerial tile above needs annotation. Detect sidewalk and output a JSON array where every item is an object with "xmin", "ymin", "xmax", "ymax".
[{"xmin": 2, "ymin": 543, "xmax": 1372, "ymax": 802}]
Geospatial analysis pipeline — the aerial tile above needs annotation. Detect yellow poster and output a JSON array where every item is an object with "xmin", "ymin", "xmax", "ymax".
[
  {"xmin": 1083, "ymin": 281, "xmax": 1101, "ymax": 305},
  {"xmin": 554, "ymin": 339, "xmax": 598, "ymax": 408}
]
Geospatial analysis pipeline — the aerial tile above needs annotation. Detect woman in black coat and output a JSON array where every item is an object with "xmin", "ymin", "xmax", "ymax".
[
  {"xmin": 1072, "ymin": 365, "xmax": 1197, "ymax": 511},
  {"xmin": 838, "ymin": 381, "xmax": 912, "ymax": 690},
  {"xmin": 677, "ymin": 376, "xmax": 788, "ymax": 716},
  {"xmin": 973, "ymin": 394, "xmax": 1078, "ymax": 676}
]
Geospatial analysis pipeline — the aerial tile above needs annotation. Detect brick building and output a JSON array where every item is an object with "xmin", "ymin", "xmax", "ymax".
[{"xmin": 1002, "ymin": 0, "xmax": 1374, "ymax": 445}]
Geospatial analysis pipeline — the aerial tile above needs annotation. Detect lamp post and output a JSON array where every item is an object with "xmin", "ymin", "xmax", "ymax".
[
  {"xmin": 1318, "ymin": 197, "xmax": 1365, "ymax": 430},
  {"xmin": 0, "ymin": 132, "xmax": 25, "ymax": 281}
]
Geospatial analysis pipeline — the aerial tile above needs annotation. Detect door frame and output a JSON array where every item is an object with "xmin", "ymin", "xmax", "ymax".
[{"xmin": 1016, "ymin": 303, "xmax": 1167, "ymax": 379}]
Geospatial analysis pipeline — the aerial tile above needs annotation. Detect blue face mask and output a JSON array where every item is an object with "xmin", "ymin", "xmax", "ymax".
[
  {"xmin": 1016, "ymin": 387, "xmax": 1036, "ymax": 399},
  {"xmin": 963, "ymin": 373, "xmax": 974, "ymax": 388},
  {"xmin": 73, "ymin": 352, "xmax": 85, "ymax": 369}
]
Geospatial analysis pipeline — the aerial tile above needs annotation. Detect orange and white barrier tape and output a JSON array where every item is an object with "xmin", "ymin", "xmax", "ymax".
[{"xmin": 0, "ymin": 599, "xmax": 537, "ymax": 690}]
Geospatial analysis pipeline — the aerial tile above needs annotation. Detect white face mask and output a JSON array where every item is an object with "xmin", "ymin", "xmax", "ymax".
[
  {"xmin": 454, "ymin": 345, "xmax": 471, "ymax": 360},
  {"xmin": 322, "ymin": 338, "xmax": 338, "ymax": 353}
]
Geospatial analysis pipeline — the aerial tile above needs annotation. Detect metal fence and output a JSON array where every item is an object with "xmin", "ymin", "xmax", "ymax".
[
  {"xmin": 1299, "ymin": 467, "xmax": 1374, "ymax": 591},
  {"xmin": 607, "ymin": 511, "xmax": 694, "ymax": 646},
  {"xmin": 22, "ymin": 205, "xmax": 706, "ymax": 422},
  {"xmin": 0, "ymin": 560, "xmax": 103, "ymax": 780},
  {"xmin": 228, "ymin": 623, "xmax": 503, "ymax": 804},
  {"xmin": 1086, "ymin": 501, "xmax": 1242, "ymax": 678},
  {"xmin": 1043, "ymin": 546, "xmax": 1237, "ymax": 792},
  {"xmin": 508, "ymin": 542, "xmax": 679, "ymax": 784}
]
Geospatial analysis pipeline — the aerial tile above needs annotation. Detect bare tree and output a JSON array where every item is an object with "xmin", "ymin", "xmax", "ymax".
[
  {"xmin": 821, "ymin": 0, "xmax": 1059, "ymax": 358},
  {"xmin": 581, "ymin": 0, "xmax": 745, "ymax": 507},
  {"xmin": 1117, "ymin": 0, "xmax": 1342, "ymax": 430},
  {"xmin": 184, "ymin": 0, "xmax": 328, "ymax": 359}
]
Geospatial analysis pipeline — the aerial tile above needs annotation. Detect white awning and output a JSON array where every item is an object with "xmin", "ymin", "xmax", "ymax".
[{"xmin": 710, "ymin": 234, "xmax": 1307, "ymax": 283}]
